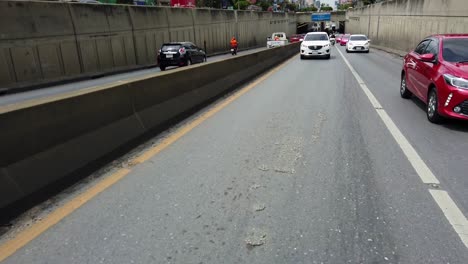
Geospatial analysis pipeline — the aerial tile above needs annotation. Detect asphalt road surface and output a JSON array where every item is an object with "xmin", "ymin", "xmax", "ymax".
[
  {"xmin": 0, "ymin": 47, "xmax": 266, "ymax": 107},
  {"xmin": 1, "ymin": 46, "xmax": 467, "ymax": 263}
]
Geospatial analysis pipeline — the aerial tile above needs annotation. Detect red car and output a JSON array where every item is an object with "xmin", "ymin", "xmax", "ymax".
[
  {"xmin": 289, "ymin": 34, "xmax": 304, "ymax": 43},
  {"xmin": 336, "ymin": 34, "xmax": 342, "ymax": 43},
  {"xmin": 401, "ymin": 34, "xmax": 468, "ymax": 123},
  {"xmin": 340, "ymin": 34, "xmax": 350, "ymax": 46}
]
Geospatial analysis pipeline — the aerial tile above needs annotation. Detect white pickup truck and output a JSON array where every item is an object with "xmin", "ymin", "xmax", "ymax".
[{"xmin": 267, "ymin": 32, "xmax": 289, "ymax": 48}]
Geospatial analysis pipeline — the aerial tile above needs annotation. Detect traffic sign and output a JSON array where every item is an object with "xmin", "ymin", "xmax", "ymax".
[{"xmin": 312, "ymin": 13, "xmax": 331, "ymax": 21}]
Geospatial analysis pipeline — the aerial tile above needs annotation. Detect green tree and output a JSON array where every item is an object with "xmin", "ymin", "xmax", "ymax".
[
  {"xmin": 234, "ymin": 0, "xmax": 250, "ymax": 10},
  {"xmin": 285, "ymin": 3, "xmax": 298, "ymax": 12},
  {"xmin": 282, "ymin": 0, "xmax": 297, "ymax": 12},
  {"xmin": 116, "ymin": 0, "xmax": 134, "ymax": 4},
  {"xmin": 338, "ymin": 3, "xmax": 353, "ymax": 10},
  {"xmin": 321, "ymin": 6, "xmax": 333, "ymax": 11},
  {"xmin": 300, "ymin": 6, "xmax": 317, "ymax": 12},
  {"xmin": 204, "ymin": 0, "xmax": 223, "ymax": 8},
  {"xmin": 363, "ymin": 0, "xmax": 377, "ymax": 5},
  {"xmin": 257, "ymin": 0, "xmax": 271, "ymax": 11}
]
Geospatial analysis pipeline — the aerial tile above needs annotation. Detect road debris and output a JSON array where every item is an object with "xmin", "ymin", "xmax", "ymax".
[
  {"xmin": 121, "ymin": 160, "xmax": 139, "ymax": 168},
  {"xmin": 258, "ymin": 165, "xmax": 269, "ymax": 171},
  {"xmin": 245, "ymin": 232, "xmax": 267, "ymax": 248},
  {"xmin": 253, "ymin": 204, "xmax": 266, "ymax": 212},
  {"xmin": 250, "ymin": 184, "xmax": 262, "ymax": 190},
  {"xmin": 312, "ymin": 112, "xmax": 327, "ymax": 142},
  {"xmin": 274, "ymin": 168, "xmax": 296, "ymax": 174}
]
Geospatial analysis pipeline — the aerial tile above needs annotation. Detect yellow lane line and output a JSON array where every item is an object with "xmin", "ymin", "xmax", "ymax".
[
  {"xmin": 0, "ymin": 54, "xmax": 297, "ymax": 262},
  {"xmin": 0, "ymin": 168, "xmax": 131, "ymax": 262}
]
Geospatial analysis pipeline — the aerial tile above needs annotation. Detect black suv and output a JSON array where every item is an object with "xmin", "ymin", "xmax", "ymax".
[{"xmin": 157, "ymin": 42, "xmax": 207, "ymax": 71}]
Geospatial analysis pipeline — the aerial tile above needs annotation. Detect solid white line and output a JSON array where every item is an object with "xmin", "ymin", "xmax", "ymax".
[
  {"xmin": 336, "ymin": 47, "xmax": 468, "ymax": 249},
  {"xmin": 429, "ymin": 190, "xmax": 468, "ymax": 248},
  {"xmin": 376, "ymin": 110, "xmax": 439, "ymax": 184},
  {"xmin": 336, "ymin": 48, "xmax": 439, "ymax": 185}
]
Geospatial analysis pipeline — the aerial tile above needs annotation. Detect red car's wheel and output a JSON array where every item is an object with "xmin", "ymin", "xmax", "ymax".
[
  {"xmin": 400, "ymin": 73, "xmax": 412, "ymax": 99},
  {"xmin": 427, "ymin": 88, "xmax": 444, "ymax": 124}
]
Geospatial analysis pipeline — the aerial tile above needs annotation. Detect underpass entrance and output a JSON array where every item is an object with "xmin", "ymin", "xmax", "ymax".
[{"xmin": 295, "ymin": 11, "xmax": 346, "ymax": 34}]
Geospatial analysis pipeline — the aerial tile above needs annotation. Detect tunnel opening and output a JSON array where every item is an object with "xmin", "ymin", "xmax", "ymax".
[{"xmin": 296, "ymin": 21, "xmax": 346, "ymax": 34}]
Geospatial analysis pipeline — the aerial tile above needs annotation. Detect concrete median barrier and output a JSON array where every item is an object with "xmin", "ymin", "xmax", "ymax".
[{"xmin": 0, "ymin": 43, "xmax": 300, "ymax": 212}]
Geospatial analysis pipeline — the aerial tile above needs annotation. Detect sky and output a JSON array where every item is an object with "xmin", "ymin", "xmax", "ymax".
[{"xmin": 320, "ymin": 0, "xmax": 337, "ymax": 9}]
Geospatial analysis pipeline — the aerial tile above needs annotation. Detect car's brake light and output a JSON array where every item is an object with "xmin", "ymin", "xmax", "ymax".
[{"xmin": 179, "ymin": 47, "xmax": 186, "ymax": 54}]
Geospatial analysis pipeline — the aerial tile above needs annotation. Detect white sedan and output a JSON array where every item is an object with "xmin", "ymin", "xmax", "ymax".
[
  {"xmin": 300, "ymin": 32, "xmax": 331, "ymax": 59},
  {"xmin": 346, "ymin": 34, "xmax": 370, "ymax": 53}
]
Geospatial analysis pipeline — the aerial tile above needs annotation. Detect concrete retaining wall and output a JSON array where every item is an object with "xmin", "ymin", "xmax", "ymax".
[
  {"xmin": 346, "ymin": 0, "xmax": 468, "ymax": 53},
  {"xmin": 0, "ymin": 1, "xmax": 79, "ymax": 90},
  {"xmin": 0, "ymin": 1, "xmax": 296, "ymax": 92},
  {"xmin": 0, "ymin": 42, "xmax": 300, "ymax": 210}
]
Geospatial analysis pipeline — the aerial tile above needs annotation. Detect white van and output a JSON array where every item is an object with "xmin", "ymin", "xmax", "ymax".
[{"xmin": 267, "ymin": 32, "xmax": 289, "ymax": 48}]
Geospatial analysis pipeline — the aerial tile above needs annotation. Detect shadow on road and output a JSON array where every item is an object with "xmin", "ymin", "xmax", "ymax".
[
  {"xmin": 411, "ymin": 96, "xmax": 426, "ymax": 112},
  {"xmin": 300, "ymin": 56, "xmax": 335, "ymax": 60},
  {"xmin": 442, "ymin": 119, "xmax": 468, "ymax": 132},
  {"xmin": 411, "ymin": 96, "xmax": 468, "ymax": 132}
]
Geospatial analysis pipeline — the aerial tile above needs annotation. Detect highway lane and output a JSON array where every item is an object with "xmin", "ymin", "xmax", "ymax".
[
  {"xmin": 1, "ymin": 47, "xmax": 468, "ymax": 263},
  {"xmin": 337, "ymin": 45, "xmax": 468, "ymax": 214},
  {"xmin": 0, "ymin": 47, "xmax": 265, "ymax": 108}
]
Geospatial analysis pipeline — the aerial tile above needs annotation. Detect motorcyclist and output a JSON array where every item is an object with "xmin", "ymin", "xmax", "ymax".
[
  {"xmin": 230, "ymin": 37, "xmax": 238, "ymax": 54},
  {"xmin": 330, "ymin": 33, "xmax": 336, "ymax": 45}
]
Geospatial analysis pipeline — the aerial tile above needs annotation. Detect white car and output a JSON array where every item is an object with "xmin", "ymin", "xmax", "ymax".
[
  {"xmin": 346, "ymin": 34, "xmax": 370, "ymax": 53},
  {"xmin": 300, "ymin": 32, "xmax": 331, "ymax": 59}
]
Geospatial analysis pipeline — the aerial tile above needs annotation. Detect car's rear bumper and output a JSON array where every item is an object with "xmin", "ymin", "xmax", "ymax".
[
  {"xmin": 158, "ymin": 57, "xmax": 187, "ymax": 66},
  {"xmin": 438, "ymin": 86, "xmax": 468, "ymax": 120}
]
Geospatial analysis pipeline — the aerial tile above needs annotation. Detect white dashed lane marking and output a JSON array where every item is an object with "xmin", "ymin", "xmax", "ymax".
[{"xmin": 336, "ymin": 47, "xmax": 468, "ymax": 249}]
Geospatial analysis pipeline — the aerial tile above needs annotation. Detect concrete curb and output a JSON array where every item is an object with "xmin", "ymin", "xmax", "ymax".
[{"xmin": 371, "ymin": 44, "xmax": 407, "ymax": 57}]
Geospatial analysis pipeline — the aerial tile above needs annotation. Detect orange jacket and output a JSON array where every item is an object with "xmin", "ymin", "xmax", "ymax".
[{"xmin": 230, "ymin": 39, "xmax": 238, "ymax": 48}]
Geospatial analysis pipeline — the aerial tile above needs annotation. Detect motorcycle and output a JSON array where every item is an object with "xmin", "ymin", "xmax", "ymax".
[{"xmin": 231, "ymin": 46, "xmax": 238, "ymax": 55}]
